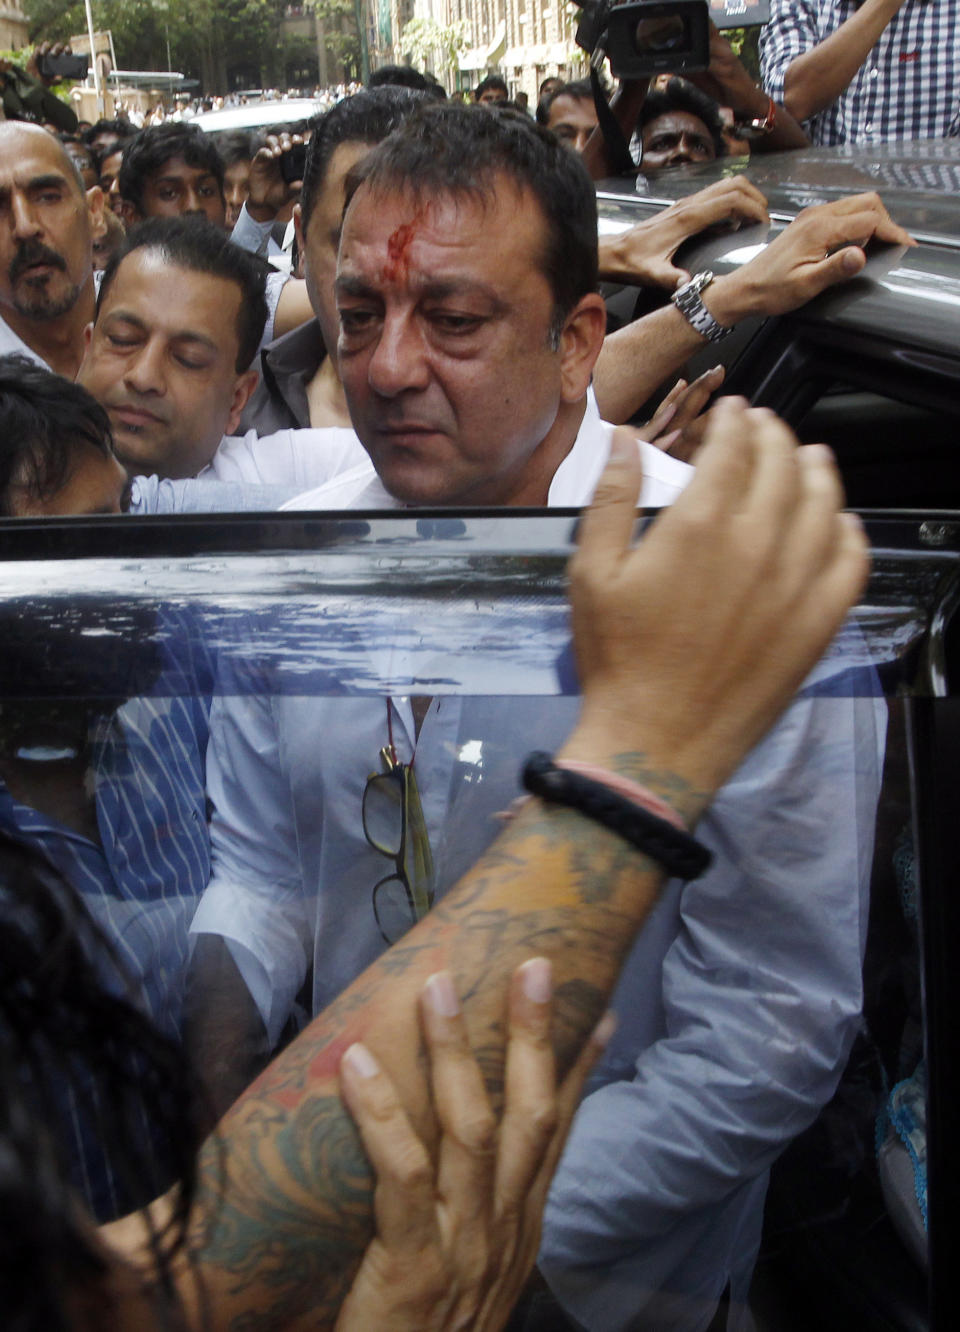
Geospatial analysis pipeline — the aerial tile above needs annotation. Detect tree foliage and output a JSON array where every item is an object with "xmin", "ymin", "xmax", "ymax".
[
  {"xmin": 22, "ymin": 0, "xmax": 354, "ymax": 93},
  {"xmin": 724, "ymin": 26, "xmax": 760, "ymax": 81},
  {"xmin": 399, "ymin": 16, "xmax": 469, "ymax": 78},
  {"xmin": 312, "ymin": 0, "xmax": 360, "ymax": 78}
]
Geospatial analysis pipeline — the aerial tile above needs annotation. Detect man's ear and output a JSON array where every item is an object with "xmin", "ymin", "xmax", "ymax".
[
  {"xmin": 85, "ymin": 184, "xmax": 107, "ymax": 242},
  {"xmin": 116, "ymin": 197, "xmax": 139, "ymax": 229},
  {"xmin": 292, "ymin": 202, "xmax": 307, "ymax": 280},
  {"xmin": 557, "ymin": 292, "xmax": 607, "ymax": 404},
  {"xmin": 224, "ymin": 368, "xmax": 260, "ymax": 435},
  {"xmin": 75, "ymin": 320, "xmax": 95, "ymax": 381}
]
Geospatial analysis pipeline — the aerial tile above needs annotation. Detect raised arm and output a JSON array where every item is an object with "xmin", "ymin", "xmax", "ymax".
[
  {"xmin": 762, "ymin": 0, "xmax": 907, "ymax": 126},
  {"xmin": 690, "ymin": 22, "xmax": 810, "ymax": 152},
  {"xmin": 105, "ymin": 402, "xmax": 869, "ymax": 1328},
  {"xmin": 581, "ymin": 78, "xmax": 650, "ymax": 180}
]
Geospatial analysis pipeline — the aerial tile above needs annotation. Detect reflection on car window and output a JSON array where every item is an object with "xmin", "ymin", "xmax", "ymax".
[
  {"xmin": 0, "ymin": 514, "xmax": 953, "ymax": 1327},
  {"xmin": 755, "ymin": 698, "xmax": 929, "ymax": 1325}
]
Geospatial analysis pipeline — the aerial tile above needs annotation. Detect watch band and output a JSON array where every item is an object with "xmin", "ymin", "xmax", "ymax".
[{"xmin": 671, "ymin": 270, "xmax": 734, "ymax": 344}]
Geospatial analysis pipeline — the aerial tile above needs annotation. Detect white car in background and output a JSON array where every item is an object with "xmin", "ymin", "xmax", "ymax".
[{"xmin": 190, "ymin": 97, "xmax": 327, "ymax": 135}]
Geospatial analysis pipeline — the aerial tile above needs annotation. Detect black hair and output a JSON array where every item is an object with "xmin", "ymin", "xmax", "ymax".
[
  {"xmin": 52, "ymin": 133, "xmax": 95, "ymax": 190},
  {"xmin": 96, "ymin": 217, "xmax": 268, "ymax": 372},
  {"xmin": 299, "ymin": 86, "xmax": 427, "ymax": 233},
  {"xmin": 474, "ymin": 74, "xmax": 508, "ymax": 101},
  {"xmin": 58, "ymin": 133, "xmax": 94, "ymax": 165},
  {"xmin": 82, "ymin": 117, "xmax": 132, "ymax": 149},
  {"xmin": 638, "ymin": 77, "xmax": 726, "ymax": 160},
  {"xmin": 346, "ymin": 103, "xmax": 598, "ymax": 345},
  {"xmin": 215, "ymin": 130, "xmax": 255, "ymax": 166},
  {"xmin": 368, "ymin": 64, "xmax": 446, "ymax": 99},
  {"xmin": 93, "ymin": 135, "xmax": 133, "ymax": 175},
  {"xmin": 543, "ymin": 79, "xmax": 594, "ymax": 120},
  {"xmin": 0, "ymin": 356, "xmax": 114, "ymax": 516},
  {"xmin": 117, "ymin": 123, "xmax": 225, "ymax": 216},
  {"xmin": 0, "ymin": 832, "xmax": 199, "ymax": 1328}
]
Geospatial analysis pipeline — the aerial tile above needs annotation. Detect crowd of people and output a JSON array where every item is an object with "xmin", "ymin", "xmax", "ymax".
[{"xmin": 0, "ymin": 16, "xmax": 945, "ymax": 1329}]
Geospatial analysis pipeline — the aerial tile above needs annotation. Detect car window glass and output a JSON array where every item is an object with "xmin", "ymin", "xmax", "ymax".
[
  {"xmin": 796, "ymin": 382, "xmax": 959, "ymax": 509},
  {"xmin": 754, "ymin": 694, "xmax": 929, "ymax": 1324},
  {"xmin": 1, "ymin": 512, "xmax": 955, "ymax": 1326}
]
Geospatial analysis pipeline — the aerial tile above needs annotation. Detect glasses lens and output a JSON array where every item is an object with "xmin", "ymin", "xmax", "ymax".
[
  {"xmin": 363, "ymin": 769, "xmax": 404, "ymax": 856},
  {"xmin": 373, "ymin": 874, "xmax": 418, "ymax": 944}
]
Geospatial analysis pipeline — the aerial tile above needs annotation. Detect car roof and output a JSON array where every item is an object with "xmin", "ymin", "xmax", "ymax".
[
  {"xmin": 190, "ymin": 99, "xmax": 326, "ymax": 134},
  {"xmin": 597, "ymin": 141, "xmax": 960, "ymax": 250}
]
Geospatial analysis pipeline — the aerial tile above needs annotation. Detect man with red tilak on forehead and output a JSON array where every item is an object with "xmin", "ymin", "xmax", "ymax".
[{"xmin": 190, "ymin": 105, "xmax": 891, "ymax": 1330}]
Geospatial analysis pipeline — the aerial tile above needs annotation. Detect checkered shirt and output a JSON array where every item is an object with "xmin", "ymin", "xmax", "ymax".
[{"xmin": 760, "ymin": 0, "xmax": 960, "ymax": 145}]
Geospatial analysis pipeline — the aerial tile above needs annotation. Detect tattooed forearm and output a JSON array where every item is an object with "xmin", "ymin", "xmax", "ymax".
[
  {"xmin": 179, "ymin": 763, "xmax": 692, "ymax": 1328},
  {"xmin": 192, "ymin": 1096, "xmax": 372, "ymax": 1330},
  {"xmin": 603, "ymin": 749, "xmax": 708, "ymax": 827}
]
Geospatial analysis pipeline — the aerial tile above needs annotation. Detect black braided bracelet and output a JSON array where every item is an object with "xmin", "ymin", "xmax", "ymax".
[{"xmin": 521, "ymin": 752, "xmax": 713, "ymax": 882}]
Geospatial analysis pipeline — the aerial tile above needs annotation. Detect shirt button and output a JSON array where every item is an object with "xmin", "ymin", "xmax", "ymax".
[
  {"xmin": 865, "ymin": 121, "xmax": 874, "ymax": 133},
  {"xmin": 870, "ymin": 67, "xmax": 879, "ymax": 79}
]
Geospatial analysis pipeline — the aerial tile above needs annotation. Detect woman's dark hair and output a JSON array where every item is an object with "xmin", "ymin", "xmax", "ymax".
[
  {"xmin": 345, "ymin": 102, "xmax": 599, "ymax": 345},
  {"xmin": 118, "ymin": 123, "xmax": 225, "ymax": 215},
  {"xmin": 638, "ymin": 77, "xmax": 726, "ymax": 160},
  {"xmin": 0, "ymin": 356, "xmax": 115, "ymax": 517},
  {"xmin": 299, "ymin": 86, "xmax": 427, "ymax": 233},
  {"xmin": 96, "ymin": 217, "xmax": 269, "ymax": 373},
  {"xmin": 0, "ymin": 834, "xmax": 199, "ymax": 1328}
]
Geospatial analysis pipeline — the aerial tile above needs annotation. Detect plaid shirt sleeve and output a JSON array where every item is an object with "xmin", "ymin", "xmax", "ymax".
[
  {"xmin": 760, "ymin": 0, "xmax": 960, "ymax": 145},
  {"xmin": 760, "ymin": 0, "xmax": 823, "ymax": 106}
]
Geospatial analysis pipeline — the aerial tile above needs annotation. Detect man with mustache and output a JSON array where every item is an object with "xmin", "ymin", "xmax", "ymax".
[{"xmin": 0, "ymin": 121, "xmax": 106, "ymax": 378}]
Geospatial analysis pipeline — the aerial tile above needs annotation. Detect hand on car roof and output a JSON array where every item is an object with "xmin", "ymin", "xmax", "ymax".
[
  {"xmin": 706, "ymin": 192, "xmax": 915, "ymax": 325},
  {"xmin": 598, "ymin": 178, "xmax": 770, "ymax": 290}
]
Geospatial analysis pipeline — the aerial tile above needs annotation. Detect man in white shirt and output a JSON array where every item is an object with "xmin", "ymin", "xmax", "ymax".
[
  {"xmin": 74, "ymin": 215, "xmax": 265, "ymax": 480},
  {"xmin": 71, "ymin": 213, "xmax": 368, "ymax": 492},
  {"xmin": 189, "ymin": 104, "xmax": 887, "ymax": 1331}
]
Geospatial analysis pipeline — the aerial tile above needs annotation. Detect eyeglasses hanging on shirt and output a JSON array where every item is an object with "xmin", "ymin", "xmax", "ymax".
[{"xmin": 362, "ymin": 700, "xmax": 436, "ymax": 943}]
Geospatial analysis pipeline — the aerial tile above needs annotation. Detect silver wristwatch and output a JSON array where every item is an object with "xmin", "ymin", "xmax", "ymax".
[{"xmin": 671, "ymin": 271, "xmax": 733, "ymax": 343}]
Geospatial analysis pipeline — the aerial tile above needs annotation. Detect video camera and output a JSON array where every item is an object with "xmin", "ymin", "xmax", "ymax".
[{"xmin": 573, "ymin": 0, "xmax": 710, "ymax": 79}]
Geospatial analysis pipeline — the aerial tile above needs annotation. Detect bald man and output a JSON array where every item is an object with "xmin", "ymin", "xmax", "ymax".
[{"xmin": 0, "ymin": 121, "xmax": 106, "ymax": 378}]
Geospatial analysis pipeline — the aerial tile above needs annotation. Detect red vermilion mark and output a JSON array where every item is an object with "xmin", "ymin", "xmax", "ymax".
[{"xmin": 382, "ymin": 208, "xmax": 426, "ymax": 283}]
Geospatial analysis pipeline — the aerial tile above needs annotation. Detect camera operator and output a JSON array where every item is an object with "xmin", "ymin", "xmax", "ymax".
[
  {"xmin": 575, "ymin": 8, "xmax": 806, "ymax": 179},
  {"xmin": 0, "ymin": 42, "xmax": 81, "ymax": 135}
]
